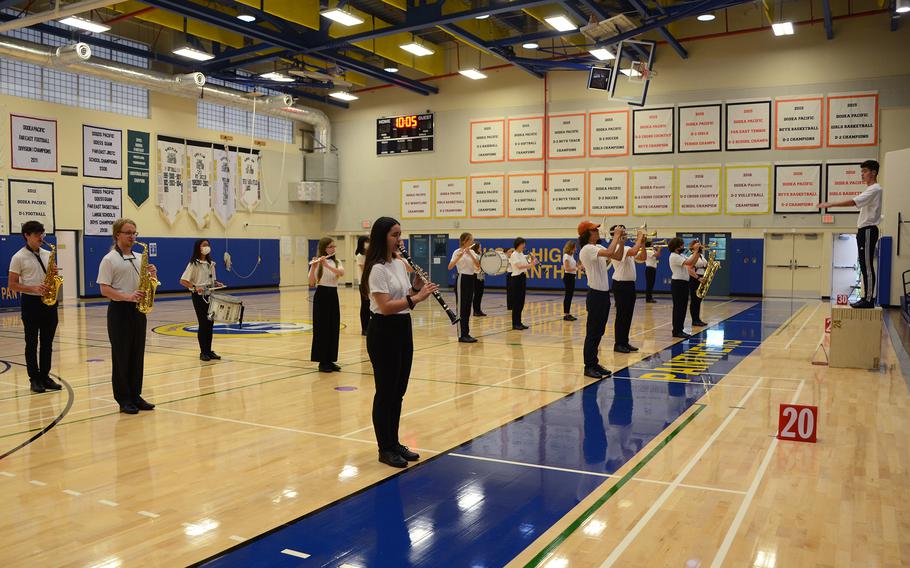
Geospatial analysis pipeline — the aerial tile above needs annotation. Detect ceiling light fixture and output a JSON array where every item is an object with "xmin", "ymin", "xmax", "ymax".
[
  {"xmin": 589, "ymin": 48, "xmax": 614, "ymax": 61},
  {"xmin": 237, "ymin": 13, "xmax": 256, "ymax": 23},
  {"xmin": 544, "ymin": 15, "xmax": 577, "ymax": 32},
  {"xmin": 896, "ymin": 0, "xmax": 910, "ymax": 13},
  {"xmin": 459, "ymin": 68, "xmax": 487, "ymax": 80},
  {"xmin": 400, "ymin": 42, "xmax": 434, "ymax": 56},
  {"xmin": 260, "ymin": 71, "xmax": 294, "ymax": 82},
  {"xmin": 329, "ymin": 91, "xmax": 358, "ymax": 101},
  {"xmin": 771, "ymin": 21, "xmax": 794, "ymax": 35},
  {"xmin": 58, "ymin": 16, "xmax": 110, "ymax": 34},
  {"xmin": 320, "ymin": 8, "xmax": 364, "ymax": 26},
  {"xmin": 384, "ymin": 66, "xmax": 399, "ymax": 73},
  {"xmin": 522, "ymin": 42, "xmax": 540, "ymax": 49},
  {"xmin": 172, "ymin": 46, "xmax": 215, "ymax": 61},
  {"xmin": 697, "ymin": 13, "xmax": 715, "ymax": 21},
  {"xmin": 475, "ymin": 14, "xmax": 490, "ymax": 19}
]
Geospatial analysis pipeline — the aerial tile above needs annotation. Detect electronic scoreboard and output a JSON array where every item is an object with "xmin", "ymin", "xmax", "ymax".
[{"xmin": 376, "ymin": 113, "xmax": 434, "ymax": 155}]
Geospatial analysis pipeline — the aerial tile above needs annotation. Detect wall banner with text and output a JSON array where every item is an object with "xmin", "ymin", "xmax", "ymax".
[
  {"xmin": 127, "ymin": 130, "xmax": 150, "ymax": 207},
  {"xmin": 547, "ymin": 171, "xmax": 585, "ymax": 217},
  {"xmin": 238, "ymin": 149, "xmax": 261, "ymax": 212},
  {"xmin": 83, "ymin": 185, "xmax": 122, "ymax": 236},
  {"xmin": 156, "ymin": 136, "xmax": 185, "ymax": 224},
  {"xmin": 725, "ymin": 164, "xmax": 771, "ymax": 214},
  {"xmin": 547, "ymin": 113, "xmax": 586, "ymax": 159},
  {"xmin": 589, "ymin": 110, "xmax": 629, "ymax": 157},
  {"xmin": 186, "ymin": 141, "xmax": 213, "ymax": 228},
  {"xmin": 213, "ymin": 145, "xmax": 237, "ymax": 227},
  {"xmin": 826, "ymin": 92, "xmax": 878, "ymax": 147},
  {"xmin": 677, "ymin": 165, "xmax": 722, "ymax": 215},
  {"xmin": 0, "ymin": 179, "xmax": 7, "ymax": 235},
  {"xmin": 774, "ymin": 163, "xmax": 822, "ymax": 213},
  {"xmin": 400, "ymin": 179, "xmax": 432, "ymax": 219},
  {"xmin": 824, "ymin": 161, "xmax": 869, "ymax": 214},
  {"xmin": 588, "ymin": 170, "xmax": 629, "ymax": 217},
  {"xmin": 434, "ymin": 177, "xmax": 468, "ymax": 218},
  {"xmin": 10, "ymin": 114, "xmax": 57, "ymax": 172},
  {"xmin": 83, "ymin": 124, "xmax": 123, "ymax": 179},
  {"xmin": 507, "ymin": 172, "xmax": 544, "ymax": 217},
  {"xmin": 507, "ymin": 116, "xmax": 544, "ymax": 161},
  {"xmin": 470, "ymin": 119, "xmax": 505, "ymax": 163},
  {"xmin": 677, "ymin": 104, "xmax": 721, "ymax": 153},
  {"xmin": 632, "ymin": 107, "xmax": 674, "ymax": 155},
  {"xmin": 9, "ymin": 179, "xmax": 54, "ymax": 233},
  {"xmin": 470, "ymin": 175, "xmax": 505, "ymax": 218},
  {"xmin": 725, "ymin": 100, "xmax": 771, "ymax": 151},
  {"xmin": 774, "ymin": 96, "xmax": 823, "ymax": 150},
  {"xmin": 632, "ymin": 167, "xmax": 674, "ymax": 216}
]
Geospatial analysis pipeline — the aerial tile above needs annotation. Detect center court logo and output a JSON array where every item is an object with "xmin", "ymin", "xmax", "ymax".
[{"xmin": 154, "ymin": 320, "xmax": 315, "ymax": 337}]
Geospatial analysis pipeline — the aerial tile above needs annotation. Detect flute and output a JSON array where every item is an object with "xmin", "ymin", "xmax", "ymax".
[{"xmin": 396, "ymin": 244, "xmax": 460, "ymax": 325}]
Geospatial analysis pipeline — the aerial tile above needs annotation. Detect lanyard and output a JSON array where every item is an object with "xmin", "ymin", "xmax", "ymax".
[
  {"xmin": 28, "ymin": 248, "xmax": 47, "ymax": 274},
  {"xmin": 117, "ymin": 249, "xmax": 140, "ymax": 276}
]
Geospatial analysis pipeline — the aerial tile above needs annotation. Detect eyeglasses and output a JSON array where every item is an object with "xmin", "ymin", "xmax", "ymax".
[{"xmin": 119, "ymin": 231, "xmax": 139, "ymax": 236}]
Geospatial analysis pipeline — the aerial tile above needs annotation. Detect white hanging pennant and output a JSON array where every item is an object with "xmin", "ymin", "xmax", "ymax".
[
  {"xmin": 238, "ymin": 149, "xmax": 261, "ymax": 212},
  {"xmin": 186, "ymin": 141, "xmax": 213, "ymax": 229},
  {"xmin": 213, "ymin": 145, "xmax": 237, "ymax": 226},
  {"xmin": 156, "ymin": 137, "xmax": 185, "ymax": 225}
]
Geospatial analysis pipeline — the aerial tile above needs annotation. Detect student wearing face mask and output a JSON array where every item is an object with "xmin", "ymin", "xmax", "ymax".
[
  {"xmin": 667, "ymin": 237, "xmax": 699, "ymax": 339},
  {"xmin": 180, "ymin": 239, "xmax": 225, "ymax": 361}
]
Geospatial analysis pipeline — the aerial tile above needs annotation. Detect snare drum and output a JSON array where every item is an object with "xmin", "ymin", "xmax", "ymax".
[
  {"xmin": 207, "ymin": 293, "xmax": 244, "ymax": 325},
  {"xmin": 479, "ymin": 250, "xmax": 509, "ymax": 276}
]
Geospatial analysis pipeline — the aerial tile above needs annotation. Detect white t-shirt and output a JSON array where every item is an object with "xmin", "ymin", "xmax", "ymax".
[
  {"xmin": 368, "ymin": 260, "xmax": 411, "ymax": 315},
  {"xmin": 645, "ymin": 249, "xmax": 659, "ymax": 268},
  {"xmin": 355, "ymin": 253, "xmax": 365, "ymax": 282},
  {"xmin": 854, "ymin": 182, "xmax": 882, "ymax": 229},
  {"xmin": 451, "ymin": 249, "xmax": 479, "ymax": 275},
  {"xmin": 563, "ymin": 253, "xmax": 577, "ymax": 274},
  {"xmin": 180, "ymin": 260, "xmax": 216, "ymax": 287},
  {"xmin": 580, "ymin": 243, "xmax": 610, "ymax": 291},
  {"xmin": 611, "ymin": 246, "xmax": 637, "ymax": 282},
  {"xmin": 316, "ymin": 260, "xmax": 342, "ymax": 287},
  {"xmin": 97, "ymin": 248, "xmax": 141, "ymax": 299},
  {"xmin": 669, "ymin": 252, "xmax": 689, "ymax": 281},
  {"xmin": 8, "ymin": 246, "xmax": 52, "ymax": 296},
  {"xmin": 509, "ymin": 251, "xmax": 530, "ymax": 276},
  {"xmin": 691, "ymin": 255, "xmax": 707, "ymax": 276}
]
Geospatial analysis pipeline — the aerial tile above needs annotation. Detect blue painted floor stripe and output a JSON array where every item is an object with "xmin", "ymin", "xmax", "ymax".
[{"xmin": 197, "ymin": 301, "xmax": 797, "ymax": 568}]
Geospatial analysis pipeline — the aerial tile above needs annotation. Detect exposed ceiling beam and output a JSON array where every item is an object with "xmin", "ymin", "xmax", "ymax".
[
  {"xmin": 440, "ymin": 23, "xmax": 544, "ymax": 78},
  {"xmin": 559, "ymin": 0, "xmax": 590, "ymax": 23},
  {"xmin": 321, "ymin": 50, "xmax": 438, "ymax": 95},
  {"xmin": 822, "ymin": 0, "xmax": 834, "ymax": 38},
  {"xmin": 202, "ymin": 43, "xmax": 278, "ymax": 66},
  {"xmin": 626, "ymin": 0, "xmax": 688, "ymax": 59}
]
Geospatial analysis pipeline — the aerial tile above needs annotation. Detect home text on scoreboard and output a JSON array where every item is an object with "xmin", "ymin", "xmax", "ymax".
[{"xmin": 376, "ymin": 113, "xmax": 434, "ymax": 155}]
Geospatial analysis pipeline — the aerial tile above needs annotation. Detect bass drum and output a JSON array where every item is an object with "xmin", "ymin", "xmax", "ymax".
[{"xmin": 479, "ymin": 250, "xmax": 509, "ymax": 276}]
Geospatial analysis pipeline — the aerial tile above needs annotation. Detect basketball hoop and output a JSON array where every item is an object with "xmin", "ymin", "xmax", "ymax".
[{"xmin": 628, "ymin": 60, "xmax": 656, "ymax": 84}]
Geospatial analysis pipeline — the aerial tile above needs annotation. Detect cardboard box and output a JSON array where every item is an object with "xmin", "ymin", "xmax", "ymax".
[{"xmin": 828, "ymin": 306, "xmax": 882, "ymax": 369}]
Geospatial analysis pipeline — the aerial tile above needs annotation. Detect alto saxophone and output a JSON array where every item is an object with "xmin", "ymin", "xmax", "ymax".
[
  {"xmin": 40, "ymin": 241, "xmax": 63, "ymax": 306},
  {"xmin": 135, "ymin": 242, "xmax": 159, "ymax": 314},
  {"xmin": 696, "ymin": 249, "xmax": 721, "ymax": 299}
]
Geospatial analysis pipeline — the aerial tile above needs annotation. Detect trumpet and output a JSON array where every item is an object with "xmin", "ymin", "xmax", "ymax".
[{"xmin": 646, "ymin": 238, "xmax": 668, "ymax": 249}]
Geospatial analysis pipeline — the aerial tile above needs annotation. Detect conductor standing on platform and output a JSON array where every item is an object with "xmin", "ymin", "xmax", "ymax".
[{"xmin": 817, "ymin": 159, "xmax": 883, "ymax": 308}]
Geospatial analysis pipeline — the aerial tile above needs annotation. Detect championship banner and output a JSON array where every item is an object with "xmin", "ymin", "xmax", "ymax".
[
  {"xmin": 589, "ymin": 110, "xmax": 629, "ymax": 157},
  {"xmin": 83, "ymin": 185, "xmax": 122, "ymax": 236},
  {"xmin": 83, "ymin": 124, "xmax": 123, "ymax": 179},
  {"xmin": 127, "ymin": 130, "xmax": 151, "ymax": 207},
  {"xmin": 0, "ymin": 178, "xmax": 7, "ymax": 235},
  {"xmin": 156, "ymin": 136, "xmax": 185, "ymax": 225},
  {"xmin": 588, "ymin": 169, "xmax": 628, "ymax": 216},
  {"xmin": 10, "ymin": 114, "xmax": 57, "ymax": 172},
  {"xmin": 632, "ymin": 107, "xmax": 674, "ymax": 155},
  {"xmin": 470, "ymin": 175, "xmax": 504, "ymax": 218},
  {"xmin": 470, "ymin": 119, "xmax": 505, "ymax": 163},
  {"xmin": 213, "ymin": 146, "xmax": 237, "ymax": 226},
  {"xmin": 434, "ymin": 177, "xmax": 468, "ymax": 218},
  {"xmin": 825, "ymin": 161, "xmax": 869, "ymax": 214},
  {"xmin": 677, "ymin": 103, "xmax": 721, "ymax": 153},
  {"xmin": 507, "ymin": 116, "xmax": 544, "ymax": 161},
  {"xmin": 774, "ymin": 163, "xmax": 822, "ymax": 213},
  {"xmin": 238, "ymin": 149, "xmax": 261, "ymax": 212},
  {"xmin": 725, "ymin": 100, "xmax": 771, "ymax": 150},
  {"xmin": 632, "ymin": 167, "xmax": 674, "ymax": 216},
  {"xmin": 186, "ymin": 141, "xmax": 213, "ymax": 228},
  {"xmin": 547, "ymin": 171, "xmax": 585, "ymax": 217},
  {"xmin": 725, "ymin": 164, "xmax": 771, "ymax": 215},
  {"xmin": 9, "ymin": 179, "xmax": 54, "ymax": 233},
  {"xmin": 677, "ymin": 166, "xmax": 722, "ymax": 215},
  {"xmin": 507, "ymin": 172, "xmax": 544, "ymax": 217},
  {"xmin": 547, "ymin": 113, "xmax": 586, "ymax": 159},
  {"xmin": 774, "ymin": 96, "xmax": 823, "ymax": 150},
  {"xmin": 827, "ymin": 92, "xmax": 878, "ymax": 147},
  {"xmin": 400, "ymin": 179, "xmax": 432, "ymax": 219}
]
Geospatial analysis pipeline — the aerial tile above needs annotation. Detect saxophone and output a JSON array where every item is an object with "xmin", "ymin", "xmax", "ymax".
[
  {"xmin": 696, "ymin": 248, "xmax": 721, "ymax": 299},
  {"xmin": 135, "ymin": 242, "xmax": 159, "ymax": 314},
  {"xmin": 40, "ymin": 241, "xmax": 63, "ymax": 306}
]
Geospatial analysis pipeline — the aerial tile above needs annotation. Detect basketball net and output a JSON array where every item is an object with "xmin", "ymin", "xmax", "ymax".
[{"xmin": 629, "ymin": 60, "xmax": 656, "ymax": 83}]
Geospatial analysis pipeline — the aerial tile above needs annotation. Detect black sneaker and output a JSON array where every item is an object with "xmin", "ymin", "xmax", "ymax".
[
  {"xmin": 583, "ymin": 367, "xmax": 603, "ymax": 378},
  {"xmin": 512, "ymin": 323, "xmax": 530, "ymax": 330},
  {"xmin": 378, "ymin": 450, "xmax": 407, "ymax": 468},
  {"xmin": 29, "ymin": 379, "xmax": 45, "ymax": 394},
  {"xmin": 693, "ymin": 321, "xmax": 708, "ymax": 327},
  {"xmin": 200, "ymin": 353, "xmax": 211, "ymax": 361},
  {"xmin": 614, "ymin": 345, "xmax": 631, "ymax": 353},
  {"xmin": 120, "ymin": 404, "xmax": 139, "ymax": 415},
  {"xmin": 330, "ymin": 363, "xmax": 342, "ymax": 371},
  {"xmin": 564, "ymin": 314, "xmax": 577, "ymax": 321},
  {"xmin": 672, "ymin": 332, "xmax": 692, "ymax": 339},
  {"xmin": 474, "ymin": 312, "xmax": 487, "ymax": 317},
  {"xmin": 458, "ymin": 336, "xmax": 478, "ymax": 343},
  {"xmin": 594, "ymin": 364, "xmax": 612, "ymax": 377},
  {"xmin": 397, "ymin": 445, "xmax": 420, "ymax": 461},
  {"xmin": 42, "ymin": 377, "xmax": 63, "ymax": 390},
  {"xmin": 134, "ymin": 398, "xmax": 155, "ymax": 411},
  {"xmin": 850, "ymin": 299, "xmax": 874, "ymax": 309},
  {"xmin": 207, "ymin": 351, "xmax": 222, "ymax": 360},
  {"xmin": 625, "ymin": 344, "xmax": 639, "ymax": 352},
  {"xmin": 318, "ymin": 363, "xmax": 335, "ymax": 372}
]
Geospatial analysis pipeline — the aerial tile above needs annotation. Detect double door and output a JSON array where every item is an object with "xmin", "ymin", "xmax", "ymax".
[{"xmin": 764, "ymin": 233, "xmax": 822, "ymax": 298}]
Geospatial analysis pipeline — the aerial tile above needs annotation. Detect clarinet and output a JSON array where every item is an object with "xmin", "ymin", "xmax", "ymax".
[{"xmin": 396, "ymin": 244, "xmax": 460, "ymax": 325}]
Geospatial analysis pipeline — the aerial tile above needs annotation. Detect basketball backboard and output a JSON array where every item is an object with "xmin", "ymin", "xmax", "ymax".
[{"xmin": 609, "ymin": 39, "xmax": 656, "ymax": 106}]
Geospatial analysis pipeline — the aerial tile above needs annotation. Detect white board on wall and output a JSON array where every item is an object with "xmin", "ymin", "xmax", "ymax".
[
  {"xmin": 725, "ymin": 164, "xmax": 771, "ymax": 214},
  {"xmin": 824, "ymin": 160, "xmax": 870, "ymax": 214},
  {"xmin": 547, "ymin": 171, "xmax": 585, "ymax": 217},
  {"xmin": 83, "ymin": 124, "xmax": 123, "ymax": 179},
  {"xmin": 434, "ymin": 177, "xmax": 468, "ymax": 218},
  {"xmin": 470, "ymin": 175, "xmax": 504, "ymax": 218},
  {"xmin": 83, "ymin": 185, "xmax": 122, "ymax": 236},
  {"xmin": 632, "ymin": 167, "xmax": 674, "ymax": 215},
  {"xmin": 677, "ymin": 165, "xmax": 721, "ymax": 215},
  {"xmin": 827, "ymin": 92, "xmax": 879, "ymax": 148},
  {"xmin": 774, "ymin": 96, "xmax": 823, "ymax": 150},
  {"xmin": 774, "ymin": 163, "xmax": 822, "ymax": 213},
  {"xmin": 507, "ymin": 116, "xmax": 544, "ymax": 161},
  {"xmin": 11, "ymin": 114, "xmax": 57, "ymax": 172},
  {"xmin": 547, "ymin": 113, "xmax": 586, "ymax": 159},
  {"xmin": 400, "ymin": 179, "xmax": 432, "ymax": 219},
  {"xmin": 725, "ymin": 100, "xmax": 771, "ymax": 151},
  {"xmin": 589, "ymin": 110, "xmax": 629, "ymax": 157},
  {"xmin": 470, "ymin": 119, "xmax": 505, "ymax": 163},
  {"xmin": 9, "ymin": 179, "xmax": 54, "ymax": 233},
  {"xmin": 588, "ymin": 169, "xmax": 628, "ymax": 217},
  {"xmin": 507, "ymin": 172, "xmax": 544, "ymax": 217},
  {"xmin": 677, "ymin": 103, "xmax": 721, "ymax": 153},
  {"xmin": 632, "ymin": 107, "xmax": 674, "ymax": 155}
]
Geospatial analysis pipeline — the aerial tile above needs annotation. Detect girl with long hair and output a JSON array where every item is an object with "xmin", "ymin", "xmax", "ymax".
[
  {"xmin": 361, "ymin": 217, "xmax": 438, "ymax": 468},
  {"xmin": 471, "ymin": 242, "xmax": 486, "ymax": 317},
  {"xmin": 448, "ymin": 232, "xmax": 480, "ymax": 343},
  {"xmin": 309, "ymin": 237, "xmax": 344, "ymax": 372},
  {"xmin": 179, "ymin": 239, "xmax": 224, "ymax": 361},
  {"xmin": 355, "ymin": 236, "xmax": 370, "ymax": 336},
  {"xmin": 562, "ymin": 240, "xmax": 581, "ymax": 321},
  {"xmin": 508, "ymin": 237, "xmax": 538, "ymax": 330}
]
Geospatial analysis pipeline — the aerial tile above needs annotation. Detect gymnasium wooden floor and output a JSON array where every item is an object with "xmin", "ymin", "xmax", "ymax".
[{"xmin": 0, "ymin": 287, "xmax": 907, "ymax": 567}]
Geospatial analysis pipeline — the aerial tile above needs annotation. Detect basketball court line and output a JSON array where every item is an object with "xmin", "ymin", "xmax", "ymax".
[{"xmin": 783, "ymin": 301, "xmax": 824, "ymax": 350}]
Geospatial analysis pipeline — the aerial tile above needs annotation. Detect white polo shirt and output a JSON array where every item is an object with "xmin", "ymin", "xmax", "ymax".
[
  {"xmin": 509, "ymin": 251, "xmax": 530, "ymax": 277},
  {"xmin": 563, "ymin": 253, "xmax": 577, "ymax": 275},
  {"xmin": 645, "ymin": 249, "xmax": 659, "ymax": 269},
  {"xmin": 611, "ymin": 246, "xmax": 637, "ymax": 282},
  {"xmin": 9, "ymin": 246, "xmax": 51, "ymax": 296},
  {"xmin": 580, "ymin": 243, "xmax": 610, "ymax": 291},
  {"xmin": 315, "ymin": 260, "xmax": 343, "ymax": 287},
  {"xmin": 180, "ymin": 259, "xmax": 216, "ymax": 287},
  {"xmin": 692, "ymin": 255, "xmax": 708, "ymax": 276},
  {"xmin": 451, "ymin": 249, "xmax": 479, "ymax": 275},
  {"xmin": 97, "ymin": 248, "xmax": 141, "ymax": 299},
  {"xmin": 854, "ymin": 183, "xmax": 882, "ymax": 229},
  {"xmin": 369, "ymin": 260, "xmax": 411, "ymax": 315},
  {"xmin": 669, "ymin": 252, "xmax": 689, "ymax": 281}
]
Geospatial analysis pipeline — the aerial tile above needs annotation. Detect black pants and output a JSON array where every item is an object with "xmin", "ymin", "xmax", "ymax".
[
  {"xmin": 456, "ymin": 273, "xmax": 475, "ymax": 337},
  {"xmin": 473, "ymin": 277, "xmax": 485, "ymax": 314},
  {"xmin": 584, "ymin": 289, "xmax": 611, "ymax": 368},
  {"xmin": 563, "ymin": 273, "xmax": 576, "ymax": 314},
  {"xmin": 20, "ymin": 294, "xmax": 58, "ymax": 381},
  {"xmin": 367, "ymin": 314, "xmax": 413, "ymax": 452},
  {"xmin": 688, "ymin": 276, "xmax": 703, "ymax": 322},
  {"xmin": 510, "ymin": 274, "xmax": 526, "ymax": 326},
  {"xmin": 107, "ymin": 301, "xmax": 147, "ymax": 406},
  {"xmin": 359, "ymin": 293, "xmax": 370, "ymax": 336},
  {"xmin": 671, "ymin": 279, "xmax": 689, "ymax": 335},
  {"xmin": 857, "ymin": 225, "xmax": 879, "ymax": 303},
  {"xmin": 311, "ymin": 286, "xmax": 340, "ymax": 364},
  {"xmin": 645, "ymin": 266, "xmax": 656, "ymax": 300},
  {"xmin": 191, "ymin": 293, "xmax": 214, "ymax": 354},
  {"xmin": 506, "ymin": 273, "xmax": 513, "ymax": 310},
  {"xmin": 612, "ymin": 280, "xmax": 636, "ymax": 347}
]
